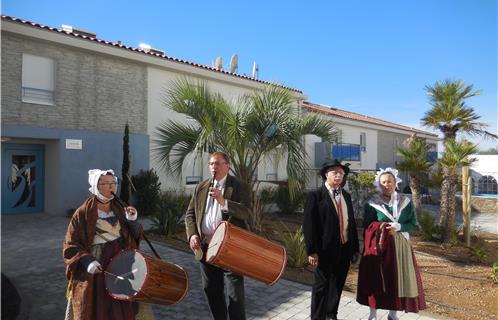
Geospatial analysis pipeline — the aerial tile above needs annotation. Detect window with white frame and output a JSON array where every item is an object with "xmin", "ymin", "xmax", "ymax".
[{"xmin": 22, "ymin": 53, "xmax": 55, "ymax": 105}]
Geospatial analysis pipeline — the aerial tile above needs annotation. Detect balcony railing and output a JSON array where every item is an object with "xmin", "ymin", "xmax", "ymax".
[{"xmin": 332, "ymin": 144, "xmax": 361, "ymax": 161}]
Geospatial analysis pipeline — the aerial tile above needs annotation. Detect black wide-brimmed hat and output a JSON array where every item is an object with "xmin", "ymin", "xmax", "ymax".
[{"xmin": 319, "ymin": 159, "xmax": 350, "ymax": 180}]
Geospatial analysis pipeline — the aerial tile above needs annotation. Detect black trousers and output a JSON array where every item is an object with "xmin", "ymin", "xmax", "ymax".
[
  {"xmin": 199, "ymin": 260, "xmax": 246, "ymax": 320},
  {"xmin": 311, "ymin": 248, "xmax": 351, "ymax": 320}
]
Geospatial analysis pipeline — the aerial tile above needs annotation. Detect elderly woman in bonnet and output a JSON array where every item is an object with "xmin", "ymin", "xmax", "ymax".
[
  {"xmin": 63, "ymin": 169, "xmax": 143, "ymax": 320},
  {"xmin": 356, "ymin": 168, "xmax": 426, "ymax": 320}
]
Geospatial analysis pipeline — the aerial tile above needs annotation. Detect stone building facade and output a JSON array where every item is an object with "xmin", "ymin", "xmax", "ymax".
[{"xmin": 1, "ymin": 18, "xmax": 149, "ymax": 215}]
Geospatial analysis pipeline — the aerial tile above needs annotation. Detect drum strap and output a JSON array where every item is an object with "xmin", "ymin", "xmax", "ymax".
[
  {"xmin": 143, "ymin": 234, "xmax": 161, "ymax": 259},
  {"xmin": 111, "ymin": 192, "xmax": 162, "ymax": 260}
]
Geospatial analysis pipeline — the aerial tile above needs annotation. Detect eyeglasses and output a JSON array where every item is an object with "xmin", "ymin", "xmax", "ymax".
[
  {"xmin": 98, "ymin": 182, "xmax": 119, "ymax": 187},
  {"xmin": 327, "ymin": 171, "xmax": 345, "ymax": 176},
  {"xmin": 208, "ymin": 161, "xmax": 228, "ymax": 166}
]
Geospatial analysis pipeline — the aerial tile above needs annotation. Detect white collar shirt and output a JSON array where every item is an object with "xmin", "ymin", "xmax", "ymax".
[{"xmin": 201, "ymin": 175, "xmax": 228, "ymax": 242}]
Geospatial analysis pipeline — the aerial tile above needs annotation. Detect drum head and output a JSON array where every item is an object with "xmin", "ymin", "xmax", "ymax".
[
  {"xmin": 105, "ymin": 249, "xmax": 147, "ymax": 300},
  {"xmin": 206, "ymin": 222, "xmax": 227, "ymax": 262}
]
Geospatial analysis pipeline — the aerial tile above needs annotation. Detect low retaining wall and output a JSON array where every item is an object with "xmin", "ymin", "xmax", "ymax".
[{"xmin": 457, "ymin": 196, "xmax": 498, "ymax": 213}]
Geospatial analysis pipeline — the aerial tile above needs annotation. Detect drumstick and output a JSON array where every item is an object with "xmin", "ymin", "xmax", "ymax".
[
  {"xmin": 207, "ymin": 241, "xmax": 219, "ymax": 249},
  {"xmin": 117, "ymin": 268, "xmax": 138, "ymax": 278},
  {"xmin": 111, "ymin": 191, "xmax": 162, "ymax": 260},
  {"xmin": 104, "ymin": 270, "xmax": 125, "ymax": 280}
]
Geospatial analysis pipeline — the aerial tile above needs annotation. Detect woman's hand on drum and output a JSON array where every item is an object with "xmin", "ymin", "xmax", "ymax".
[
  {"xmin": 308, "ymin": 253, "xmax": 318, "ymax": 267},
  {"xmin": 190, "ymin": 235, "xmax": 201, "ymax": 251}
]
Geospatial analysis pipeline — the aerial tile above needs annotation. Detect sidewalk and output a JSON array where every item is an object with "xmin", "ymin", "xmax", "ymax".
[{"xmin": 1, "ymin": 213, "xmax": 445, "ymax": 320}]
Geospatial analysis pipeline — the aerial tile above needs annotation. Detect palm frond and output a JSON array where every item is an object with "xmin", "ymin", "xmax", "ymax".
[
  {"xmin": 439, "ymin": 139, "xmax": 478, "ymax": 171},
  {"xmin": 155, "ymin": 79, "xmax": 336, "ymax": 194},
  {"xmin": 152, "ymin": 121, "xmax": 200, "ymax": 176},
  {"xmin": 397, "ymin": 136, "xmax": 433, "ymax": 177},
  {"xmin": 421, "ymin": 79, "xmax": 486, "ymax": 139}
]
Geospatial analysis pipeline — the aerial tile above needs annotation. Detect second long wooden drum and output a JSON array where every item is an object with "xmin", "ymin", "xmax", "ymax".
[{"xmin": 206, "ymin": 221, "xmax": 287, "ymax": 285}]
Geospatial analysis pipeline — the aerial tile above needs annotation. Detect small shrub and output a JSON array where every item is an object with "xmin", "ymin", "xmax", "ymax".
[
  {"xmin": 491, "ymin": 261, "xmax": 498, "ymax": 283},
  {"xmin": 418, "ymin": 211, "xmax": 436, "ymax": 241},
  {"xmin": 150, "ymin": 191, "xmax": 186, "ymax": 237},
  {"xmin": 449, "ymin": 225, "xmax": 463, "ymax": 246},
  {"xmin": 469, "ymin": 239, "xmax": 488, "ymax": 263},
  {"xmin": 275, "ymin": 223, "xmax": 307, "ymax": 268},
  {"xmin": 347, "ymin": 171, "xmax": 376, "ymax": 220},
  {"xmin": 131, "ymin": 169, "xmax": 161, "ymax": 216},
  {"xmin": 273, "ymin": 184, "xmax": 305, "ymax": 214},
  {"xmin": 259, "ymin": 187, "xmax": 276, "ymax": 205}
]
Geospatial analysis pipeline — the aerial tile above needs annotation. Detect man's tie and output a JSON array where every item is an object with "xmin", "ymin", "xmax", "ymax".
[{"xmin": 332, "ymin": 189, "xmax": 346, "ymax": 244}]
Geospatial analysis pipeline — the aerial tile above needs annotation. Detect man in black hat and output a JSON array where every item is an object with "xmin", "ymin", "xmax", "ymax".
[{"xmin": 303, "ymin": 159, "xmax": 360, "ymax": 320}]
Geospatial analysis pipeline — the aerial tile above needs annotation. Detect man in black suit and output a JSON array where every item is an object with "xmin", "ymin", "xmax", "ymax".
[
  {"xmin": 303, "ymin": 159, "xmax": 360, "ymax": 320},
  {"xmin": 185, "ymin": 151, "xmax": 252, "ymax": 320}
]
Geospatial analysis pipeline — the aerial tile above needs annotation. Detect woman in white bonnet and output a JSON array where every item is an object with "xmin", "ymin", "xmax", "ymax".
[
  {"xmin": 63, "ymin": 169, "xmax": 142, "ymax": 320},
  {"xmin": 356, "ymin": 168, "xmax": 426, "ymax": 320}
]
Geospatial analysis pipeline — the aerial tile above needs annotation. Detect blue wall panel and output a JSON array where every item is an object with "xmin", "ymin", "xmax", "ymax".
[{"xmin": 2, "ymin": 125, "xmax": 149, "ymax": 215}]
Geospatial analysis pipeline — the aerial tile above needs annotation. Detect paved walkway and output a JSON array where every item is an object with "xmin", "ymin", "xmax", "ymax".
[{"xmin": 2, "ymin": 213, "xmax": 445, "ymax": 320}]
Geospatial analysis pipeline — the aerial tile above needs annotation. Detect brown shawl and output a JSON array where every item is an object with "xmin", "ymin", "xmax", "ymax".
[{"xmin": 62, "ymin": 196, "xmax": 139, "ymax": 320}]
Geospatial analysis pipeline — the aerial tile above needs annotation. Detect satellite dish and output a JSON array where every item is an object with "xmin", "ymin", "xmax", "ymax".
[
  {"xmin": 252, "ymin": 62, "xmax": 259, "ymax": 79},
  {"xmin": 229, "ymin": 54, "xmax": 238, "ymax": 73},
  {"xmin": 138, "ymin": 43, "xmax": 151, "ymax": 52},
  {"xmin": 215, "ymin": 56, "xmax": 223, "ymax": 70}
]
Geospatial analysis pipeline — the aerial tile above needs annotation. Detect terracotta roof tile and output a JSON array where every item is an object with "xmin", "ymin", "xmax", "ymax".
[
  {"xmin": 302, "ymin": 101, "xmax": 438, "ymax": 137},
  {"xmin": 1, "ymin": 15, "xmax": 301, "ymax": 93}
]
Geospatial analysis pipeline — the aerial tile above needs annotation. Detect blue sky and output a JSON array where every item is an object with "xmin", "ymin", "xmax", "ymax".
[{"xmin": 3, "ymin": 0, "xmax": 497, "ymax": 150}]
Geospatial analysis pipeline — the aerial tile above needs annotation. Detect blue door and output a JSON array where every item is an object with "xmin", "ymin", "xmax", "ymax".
[{"xmin": 1, "ymin": 144, "xmax": 44, "ymax": 214}]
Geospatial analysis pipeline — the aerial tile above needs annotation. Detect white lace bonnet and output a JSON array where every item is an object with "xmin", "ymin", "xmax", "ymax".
[{"xmin": 374, "ymin": 167, "xmax": 402, "ymax": 191}]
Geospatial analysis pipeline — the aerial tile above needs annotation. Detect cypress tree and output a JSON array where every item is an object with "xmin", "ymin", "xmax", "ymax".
[{"xmin": 120, "ymin": 123, "xmax": 131, "ymax": 203}]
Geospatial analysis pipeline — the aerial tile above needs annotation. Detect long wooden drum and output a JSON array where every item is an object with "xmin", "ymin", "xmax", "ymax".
[
  {"xmin": 206, "ymin": 221, "xmax": 286, "ymax": 285},
  {"xmin": 105, "ymin": 249, "xmax": 188, "ymax": 306}
]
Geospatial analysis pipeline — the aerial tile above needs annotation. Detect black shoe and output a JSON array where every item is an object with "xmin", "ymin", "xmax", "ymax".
[{"xmin": 327, "ymin": 315, "xmax": 338, "ymax": 320}]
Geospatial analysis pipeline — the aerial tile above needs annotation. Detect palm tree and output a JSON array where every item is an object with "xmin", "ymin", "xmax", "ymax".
[
  {"xmin": 421, "ymin": 79, "xmax": 490, "ymax": 242},
  {"xmin": 422, "ymin": 79, "xmax": 487, "ymax": 142},
  {"xmin": 397, "ymin": 135, "xmax": 433, "ymax": 221},
  {"xmin": 153, "ymin": 78, "xmax": 336, "ymax": 198},
  {"xmin": 438, "ymin": 139, "xmax": 477, "ymax": 242}
]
